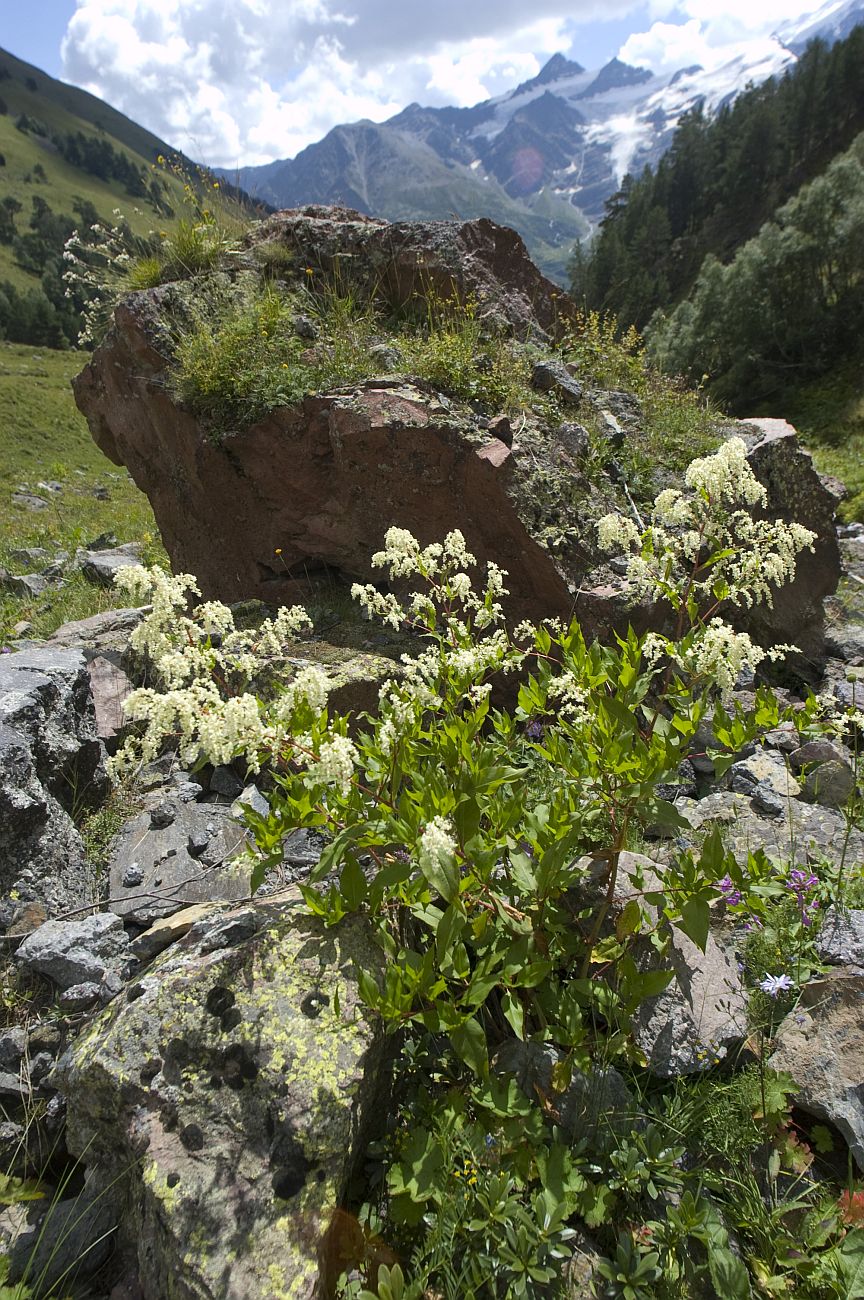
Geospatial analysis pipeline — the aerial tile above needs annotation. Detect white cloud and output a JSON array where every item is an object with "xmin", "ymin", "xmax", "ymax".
[
  {"xmin": 59, "ymin": 0, "xmax": 641, "ymax": 165},
  {"xmin": 619, "ymin": 0, "xmax": 829, "ymax": 72},
  {"xmin": 59, "ymin": 0, "xmax": 834, "ymax": 167}
]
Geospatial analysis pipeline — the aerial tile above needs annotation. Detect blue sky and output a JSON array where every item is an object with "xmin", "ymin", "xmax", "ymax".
[{"xmin": 0, "ymin": 1, "xmax": 827, "ymax": 167}]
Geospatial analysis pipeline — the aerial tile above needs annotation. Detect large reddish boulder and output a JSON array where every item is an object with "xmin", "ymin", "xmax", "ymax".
[{"xmin": 72, "ymin": 210, "xmax": 840, "ymax": 662}]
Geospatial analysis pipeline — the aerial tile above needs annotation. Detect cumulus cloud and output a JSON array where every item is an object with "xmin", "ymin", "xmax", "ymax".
[
  {"xmin": 60, "ymin": 0, "xmax": 640, "ymax": 165},
  {"xmin": 59, "ymin": 0, "xmax": 833, "ymax": 166},
  {"xmin": 619, "ymin": 0, "xmax": 828, "ymax": 71}
]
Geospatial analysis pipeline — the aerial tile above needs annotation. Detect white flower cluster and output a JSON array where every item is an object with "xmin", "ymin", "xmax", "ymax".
[
  {"xmin": 306, "ymin": 735, "xmax": 358, "ymax": 795},
  {"xmin": 417, "ymin": 816, "xmax": 458, "ymax": 877},
  {"xmin": 597, "ymin": 438, "xmax": 816, "ymax": 614},
  {"xmin": 110, "ymin": 565, "xmax": 326, "ymax": 776},
  {"xmin": 545, "ymin": 670, "xmax": 590, "ymax": 723}
]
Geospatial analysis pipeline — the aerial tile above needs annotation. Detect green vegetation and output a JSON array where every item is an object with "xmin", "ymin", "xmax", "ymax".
[
  {"xmin": 0, "ymin": 341, "xmax": 162, "ymax": 643},
  {"xmin": 0, "ymin": 46, "xmax": 263, "ymax": 349},
  {"xmin": 570, "ymin": 27, "xmax": 864, "ymax": 332},
  {"xmin": 166, "ymin": 257, "xmax": 719, "ymax": 504},
  {"xmin": 107, "ymin": 446, "xmax": 864, "ymax": 1297},
  {"xmin": 647, "ymin": 132, "xmax": 864, "ymax": 408}
]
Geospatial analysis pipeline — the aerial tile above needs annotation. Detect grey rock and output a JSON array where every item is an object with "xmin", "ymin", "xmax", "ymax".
[
  {"xmin": 292, "ymin": 312, "xmax": 318, "ymax": 340},
  {"xmin": 770, "ymin": 972, "xmax": 864, "ymax": 1170},
  {"xmin": 799, "ymin": 759, "xmax": 857, "ymax": 810},
  {"xmin": 232, "ymin": 782, "xmax": 269, "ymax": 820},
  {"xmin": 37, "ymin": 480, "xmax": 63, "ymax": 494},
  {"xmin": 100, "ymin": 970, "xmax": 124, "ymax": 1003},
  {"xmin": 108, "ymin": 800, "xmax": 250, "ymax": 927},
  {"xmin": 60, "ymin": 981, "xmax": 102, "ymax": 1011},
  {"xmin": 0, "ymin": 1122, "xmax": 25, "ymax": 1173},
  {"xmin": 3, "ymin": 1183, "xmax": 116, "ymax": 1295},
  {"xmin": 0, "ymin": 648, "xmax": 108, "ymax": 913},
  {"xmin": 122, "ymin": 863, "xmax": 144, "ymax": 888},
  {"xmin": 790, "ymin": 739, "xmax": 851, "ymax": 772},
  {"xmin": 45, "ymin": 606, "xmax": 146, "ymax": 656},
  {"xmin": 0, "ymin": 1073, "xmax": 27, "ymax": 1099},
  {"xmin": 84, "ymin": 532, "xmax": 117, "ymax": 550},
  {"xmin": 632, "ymin": 923, "xmax": 748, "ymax": 1077},
  {"xmin": 493, "ymin": 1041, "xmax": 633, "ymax": 1146},
  {"xmin": 675, "ymin": 791, "xmax": 864, "ymax": 872},
  {"xmin": 763, "ymin": 724, "xmax": 800, "ymax": 753},
  {"xmin": 209, "ymin": 765, "xmax": 244, "ymax": 798},
  {"xmin": 28, "ymin": 1051, "xmax": 54, "ymax": 1086},
  {"xmin": 750, "ymin": 783, "xmax": 785, "ymax": 817},
  {"xmin": 530, "ymin": 358, "xmax": 583, "ymax": 404},
  {"xmin": 57, "ymin": 897, "xmax": 386, "ymax": 1300},
  {"xmin": 87, "ymin": 654, "xmax": 133, "ymax": 748},
  {"xmin": 174, "ymin": 780, "xmax": 203, "ymax": 803},
  {"xmin": 727, "ymin": 751, "xmax": 800, "ymax": 800},
  {"xmin": 0, "ymin": 1027, "xmax": 25, "ymax": 1071},
  {"xmin": 368, "ymin": 341, "xmax": 400, "ymax": 370},
  {"xmin": 77, "ymin": 543, "xmax": 143, "ymax": 587},
  {"xmin": 11, "ymin": 492, "xmax": 48, "ymax": 511},
  {"xmin": 16, "ymin": 913, "xmax": 129, "ymax": 990},
  {"xmin": 9, "ymin": 547, "xmax": 49, "ymax": 566},
  {"xmin": 2, "ymin": 573, "xmax": 50, "ymax": 598},
  {"xmin": 193, "ymin": 907, "xmax": 263, "ymax": 953},
  {"xmin": 834, "ymin": 677, "xmax": 863, "ymax": 710},
  {"xmin": 149, "ymin": 802, "xmax": 176, "ymax": 829},
  {"xmin": 573, "ymin": 852, "xmax": 748, "ymax": 1076},
  {"xmin": 597, "ymin": 408, "xmax": 625, "ymax": 448},
  {"xmin": 818, "ymin": 907, "xmax": 864, "ymax": 967}
]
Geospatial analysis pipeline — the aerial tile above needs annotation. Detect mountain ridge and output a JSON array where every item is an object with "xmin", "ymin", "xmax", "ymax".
[{"xmin": 222, "ymin": 3, "xmax": 864, "ymax": 281}]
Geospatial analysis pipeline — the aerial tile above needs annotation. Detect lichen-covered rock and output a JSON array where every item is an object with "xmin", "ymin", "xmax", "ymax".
[
  {"xmin": 818, "ymin": 907, "xmax": 864, "ymax": 967},
  {"xmin": 572, "ymin": 853, "xmax": 748, "ymax": 1076},
  {"xmin": 675, "ymin": 791, "xmax": 864, "ymax": 871},
  {"xmin": 770, "ymin": 972, "xmax": 864, "ymax": 1170},
  {"xmin": 0, "ymin": 648, "xmax": 108, "ymax": 913},
  {"xmin": 740, "ymin": 418, "xmax": 841, "ymax": 674},
  {"xmin": 56, "ymin": 894, "xmax": 386, "ymax": 1300}
]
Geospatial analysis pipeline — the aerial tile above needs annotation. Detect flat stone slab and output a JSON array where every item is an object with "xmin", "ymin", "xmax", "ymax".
[
  {"xmin": 771, "ymin": 971, "xmax": 864, "ymax": 1170},
  {"xmin": 108, "ymin": 799, "xmax": 250, "ymax": 927}
]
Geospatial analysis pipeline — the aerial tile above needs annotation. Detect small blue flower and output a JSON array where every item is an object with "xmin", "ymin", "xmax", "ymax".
[{"xmin": 759, "ymin": 972, "xmax": 794, "ymax": 998}]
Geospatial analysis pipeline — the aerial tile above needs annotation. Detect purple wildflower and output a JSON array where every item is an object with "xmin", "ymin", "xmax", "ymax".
[
  {"xmin": 786, "ymin": 869, "xmax": 819, "ymax": 925},
  {"xmin": 717, "ymin": 874, "xmax": 743, "ymax": 907},
  {"xmin": 525, "ymin": 719, "xmax": 545, "ymax": 741}
]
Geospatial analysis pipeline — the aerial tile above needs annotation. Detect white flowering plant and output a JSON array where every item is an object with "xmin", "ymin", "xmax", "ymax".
[{"xmin": 106, "ymin": 448, "xmax": 848, "ymax": 1297}]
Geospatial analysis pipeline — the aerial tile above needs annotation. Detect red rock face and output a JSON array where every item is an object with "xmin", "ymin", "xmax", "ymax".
[
  {"xmin": 245, "ymin": 206, "xmax": 577, "ymax": 340},
  {"xmin": 73, "ymin": 292, "xmax": 575, "ymax": 624},
  {"xmin": 72, "ymin": 211, "xmax": 840, "ymax": 668}
]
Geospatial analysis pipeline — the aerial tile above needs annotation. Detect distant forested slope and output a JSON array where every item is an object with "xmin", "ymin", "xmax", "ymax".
[{"xmin": 570, "ymin": 26, "xmax": 864, "ymax": 338}]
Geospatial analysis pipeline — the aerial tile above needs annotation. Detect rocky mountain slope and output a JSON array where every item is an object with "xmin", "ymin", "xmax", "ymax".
[{"xmin": 226, "ymin": 2, "xmax": 864, "ymax": 282}]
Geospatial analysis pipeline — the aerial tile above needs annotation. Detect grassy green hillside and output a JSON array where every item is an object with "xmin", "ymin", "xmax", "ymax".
[
  {"xmin": 0, "ymin": 341, "xmax": 162, "ymax": 643},
  {"xmin": 0, "ymin": 46, "xmax": 262, "ymax": 348},
  {"xmin": 0, "ymin": 46, "xmax": 186, "ymax": 279},
  {"xmin": 757, "ymin": 354, "xmax": 864, "ymax": 521}
]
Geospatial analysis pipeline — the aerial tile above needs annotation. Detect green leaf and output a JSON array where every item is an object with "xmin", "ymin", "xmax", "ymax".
[
  {"xmin": 811, "ymin": 1124, "xmax": 834, "ymax": 1154},
  {"xmin": 501, "ymin": 989, "xmax": 524, "ymax": 1039},
  {"xmin": 840, "ymin": 1229, "xmax": 864, "ymax": 1298},
  {"xmin": 419, "ymin": 849, "xmax": 460, "ymax": 903},
  {"xmin": 677, "ymin": 896, "xmax": 710, "ymax": 951},
  {"xmin": 450, "ymin": 1016, "xmax": 489, "ymax": 1078},
  {"xmin": 339, "ymin": 855, "xmax": 367, "ymax": 911}
]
